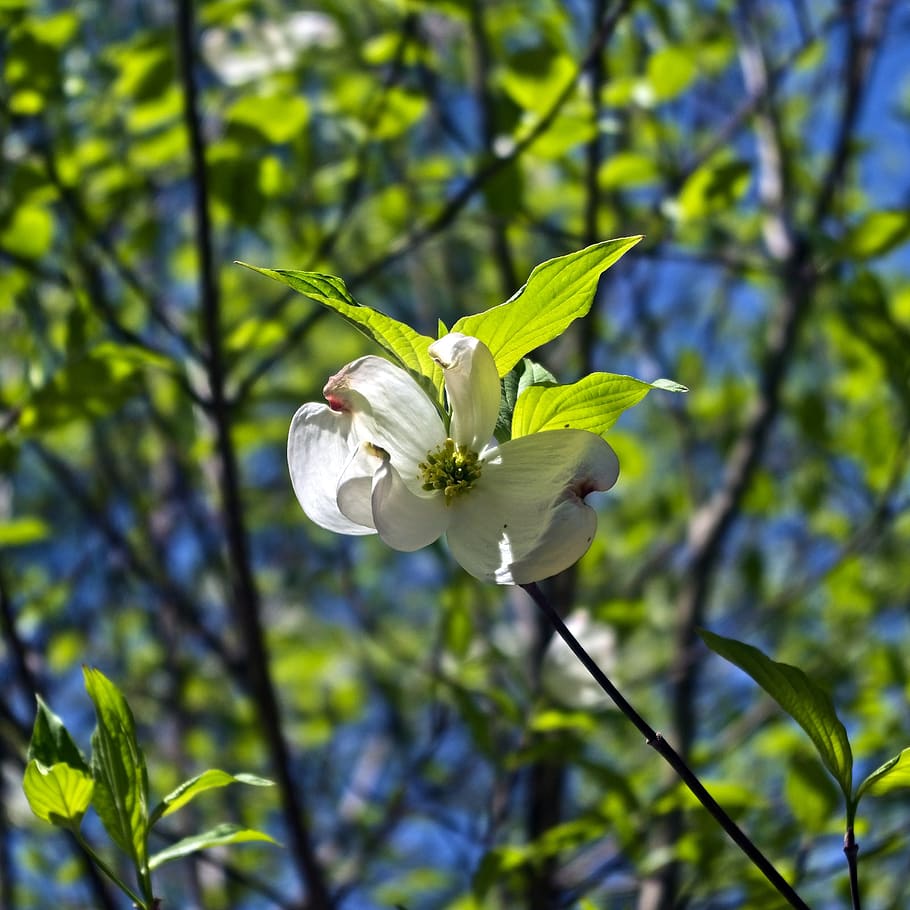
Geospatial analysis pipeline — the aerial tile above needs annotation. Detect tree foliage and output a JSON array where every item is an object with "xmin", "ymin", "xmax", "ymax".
[{"xmin": 2, "ymin": 1, "xmax": 910, "ymax": 908}]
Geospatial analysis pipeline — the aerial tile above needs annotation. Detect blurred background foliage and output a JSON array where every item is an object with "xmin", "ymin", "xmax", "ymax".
[{"xmin": 1, "ymin": 0, "xmax": 910, "ymax": 908}]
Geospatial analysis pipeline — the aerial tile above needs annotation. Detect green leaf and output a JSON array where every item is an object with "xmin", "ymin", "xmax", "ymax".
[
  {"xmin": 599, "ymin": 152, "xmax": 661, "ymax": 190},
  {"xmin": 372, "ymin": 87, "xmax": 428, "ymax": 140},
  {"xmin": 785, "ymin": 752, "xmax": 839, "ymax": 833},
  {"xmin": 226, "ymin": 93, "xmax": 309, "ymax": 144},
  {"xmin": 150, "ymin": 770, "xmax": 274, "ymax": 825},
  {"xmin": 840, "ymin": 211, "xmax": 910, "ymax": 260},
  {"xmin": 27, "ymin": 695, "xmax": 90, "ymax": 773},
  {"xmin": 236, "ymin": 263, "xmax": 444, "ymax": 404},
  {"xmin": 0, "ymin": 205, "xmax": 54, "ymax": 259},
  {"xmin": 856, "ymin": 747, "xmax": 910, "ymax": 801},
  {"xmin": 83, "ymin": 667, "xmax": 150, "ymax": 875},
  {"xmin": 452, "ymin": 237, "xmax": 642, "ymax": 377},
  {"xmin": 512, "ymin": 372, "xmax": 686, "ymax": 439},
  {"xmin": 646, "ymin": 46, "xmax": 698, "ymax": 102},
  {"xmin": 677, "ymin": 156, "xmax": 750, "ymax": 222},
  {"xmin": 516, "ymin": 359, "xmax": 558, "ymax": 396},
  {"xmin": 148, "ymin": 823, "xmax": 278, "ymax": 871},
  {"xmin": 23, "ymin": 760, "xmax": 94, "ymax": 829},
  {"xmin": 700, "ymin": 630, "xmax": 853, "ymax": 799},
  {"xmin": 499, "ymin": 46, "xmax": 575, "ymax": 114},
  {"xmin": 18, "ymin": 347, "xmax": 151, "ymax": 433},
  {"xmin": 495, "ymin": 358, "xmax": 557, "ymax": 441}
]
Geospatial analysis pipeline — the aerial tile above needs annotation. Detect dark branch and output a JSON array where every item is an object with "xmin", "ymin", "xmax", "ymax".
[{"xmin": 174, "ymin": 1, "xmax": 334, "ymax": 906}]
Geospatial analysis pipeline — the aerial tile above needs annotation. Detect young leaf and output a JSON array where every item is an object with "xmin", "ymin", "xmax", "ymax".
[
  {"xmin": 149, "ymin": 770, "xmax": 274, "ymax": 825},
  {"xmin": 236, "ymin": 264, "xmax": 444, "ymax": 403},
  {"xmin": 148, "ymin": 823, "xmax": 278, "ymax": 871},
  {"xmin": 699, "ymin": 629, "xmax": 853, "ymax": 799},
  {"xmin": 83, "ymin": 667, "xmax": 151, "ymax": 875},
  {"xmin": 495, "ymin": 358, "xmax": 557, "ymax": 441},
  {"xmin": 23, "ymin": 760, "xmax": 94, "ymax": 829},
  {"xmin": 856, "ymin": 747, "xmax": 910, "ymax": 801},
  {"xmin": 516, "ymin": 358, "xmax": 558, "ymax": 396},
  {"xmin": 512, "ymin": 372, "xmax": 686, "ymax": 439},
  {"xmin": 27, "ymin": 695, "xmax": 90, "ymax": 774},
  {"xmin": 452, "ymin": 237, "xmax": 642, "ymax": 376}
]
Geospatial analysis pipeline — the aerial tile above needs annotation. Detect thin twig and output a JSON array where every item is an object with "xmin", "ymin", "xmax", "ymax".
[{"xmin": 521, "ymin": 582, "xmax": 811, "ymax": 910}]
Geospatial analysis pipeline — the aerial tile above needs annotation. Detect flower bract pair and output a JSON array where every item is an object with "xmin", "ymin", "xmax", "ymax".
[{"xmin": 288, "ymin": 333, "xmax": 619, "ymax": 584}]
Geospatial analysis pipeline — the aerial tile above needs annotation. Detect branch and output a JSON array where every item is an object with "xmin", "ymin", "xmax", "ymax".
[
  {"xmin": 521, "ymin": 582, "xmax": 811, "ymax": 910},
  {"xmin": 174, "ymin": 2, "xmax": 334, "ymax": 906},
  {"xmin": 812, "ymin": 0, "xmax": 895, "ymax": 225},
  {"xmin": 644, "ymin": 6, "xmax": 894, "ymax": 906}
]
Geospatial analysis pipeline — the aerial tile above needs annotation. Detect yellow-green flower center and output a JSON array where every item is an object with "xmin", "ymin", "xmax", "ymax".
[{"xmin": 419, "ymin": 438, "xmax": 482, "ymax": 505}]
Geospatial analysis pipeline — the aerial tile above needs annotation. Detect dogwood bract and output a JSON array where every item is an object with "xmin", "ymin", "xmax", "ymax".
[{"xmin": 288, "ymin": 332, "xmax": 619, "ymax": 584}]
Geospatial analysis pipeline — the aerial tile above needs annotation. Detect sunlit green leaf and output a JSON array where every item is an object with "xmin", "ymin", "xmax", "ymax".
[
  {"xmin": 236, "ymin": 263, "xmax": 444, "ymax": 404},
  {"xmin": 26, "ymin": 10, "xmax": 79, "ymax": 48},
  {"xmin": 109, "ymin": 38, "xmax": 174, "ymax": 101},
  {"xmin": 452, "ymin": 238, "xmax": 643, "ymax": 377},
  {"xmin": 226, "ymin": 93, "xmax": 309, "ymax": 144},
  {"xmin": 499, "ymin": 46, "xmax": 575, "ymax": 114},
  {"xmin": 512, "ymin": 372, "xmax": 686, "ymax": 439},
  {"xmin": 373, "ymin": 87, "xmax": 427, "ymax": 140},
  {"xmin": 677, "ymin": 155, "xmax": 750, "ymax": 222},
  {"xmin": 856, "ymin": 747, "xmax": 910, "ymax": 801},
  {"xmin": 0, "ymin": 516, "xmax": 50, "ymax": 546},
  {"xmin": 599, "ymin": 152, "xmax": 661, "ymax": 190},
  {"xmin": 84, "ymin": 667, "xmax": 150, "ymax": 874},
  {"xmin": 148, "ymin": 823, "xmax": 278, "ymax": 871},
  {"xmin": 840, "ymin": 211, "xmax": 910, "ymax": 260},
  {"xmin": 0, "ymin": 205, "xmax": 54, "ymax": 259},
  {"xmin": 700, "ymin": 630, "xmax": 853, "ymax": 799},
  {"xmin": 646, "ymin": 46, "xmax": 698, "ymax": 101},
  {"xmin": 150, "ymin": 770, "xmax": 274, "ymax": 824},
  {"xmin": 23, "ymin": 760, "xmax": 94, "ymax": 828}
]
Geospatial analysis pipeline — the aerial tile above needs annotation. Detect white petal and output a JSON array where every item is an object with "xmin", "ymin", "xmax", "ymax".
[
  {"xmin": 428, "ymin": 333, "xmax": 500, "ymax": 451},
  {"xmin": 447, "ymin": 430, "xmax": 619, "ymax": 584},
  {"xmin": 324, "ymin": 355, "xmax": 446, "ymax": 477},
  {"xmin": 288, "ymin": 402, "xmax": 376, "ymax": 535},
  {"xmin": 371, "ymin": 460, "xmax": 450, "ymax": 552},
  {"xmin": 336, "ymin": 442, "xmax": 383, "ymax": 529}
]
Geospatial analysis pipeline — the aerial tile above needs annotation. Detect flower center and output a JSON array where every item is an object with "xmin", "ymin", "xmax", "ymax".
[{"xmin": 419, "ymin": 438, "xmax": 482, "ymax": 505}]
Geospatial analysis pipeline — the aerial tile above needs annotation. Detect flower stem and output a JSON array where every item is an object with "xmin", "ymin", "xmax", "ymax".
[
  {"xmin": 844, "ymin": 828, "xmax": 861, "ymax": 910},
  {"xmin": 520, "ymin": 582, "xmax": 811, "ymax": 910}
]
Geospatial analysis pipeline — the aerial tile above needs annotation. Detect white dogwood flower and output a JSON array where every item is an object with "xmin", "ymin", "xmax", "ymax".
[{"xmin": 288, "ymin": 333, "xmax": 619, "ymax": 584}]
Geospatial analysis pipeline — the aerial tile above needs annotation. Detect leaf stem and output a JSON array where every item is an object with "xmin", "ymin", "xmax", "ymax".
[
  {"xmin": 520, "ymin": 582, "xmax": 811, "ymax": 910},
  {"xmin": 844, "ymin": 827, "xmax": 861, "ymax": 910},
  {"xmin": 74, "ymin": 831, "xmax": 148, "ymax": 909}
]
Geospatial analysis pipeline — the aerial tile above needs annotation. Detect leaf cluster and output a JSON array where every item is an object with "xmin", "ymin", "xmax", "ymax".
[{"xmin": 23, "ymin": 669, "xmax": 275, "ymax": 909}]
